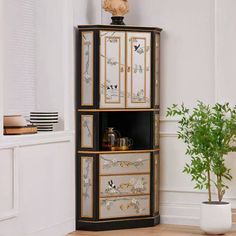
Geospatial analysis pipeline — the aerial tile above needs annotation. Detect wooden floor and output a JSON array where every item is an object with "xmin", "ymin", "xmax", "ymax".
[{"xmin": 69, "ymin": 224, "xmax": 236, "ymax": 236}]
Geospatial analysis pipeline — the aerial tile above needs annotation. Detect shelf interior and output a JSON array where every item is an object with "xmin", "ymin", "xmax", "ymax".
[{"xmin": 99, "ymin": 111, "xmax": 153, "ymax": 150}]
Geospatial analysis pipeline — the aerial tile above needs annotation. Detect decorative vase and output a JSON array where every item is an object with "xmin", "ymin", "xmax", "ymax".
[
  {"xmin": 102, "ymin": 127, "xmax": 121, "ymax": 150},
  {"xmin": 103, "ymin": 0, "xmax": 129, "ymax": 25},
  {"xmin": 200, "ymin": 202, "xmax": 232, "ymax": 234}
]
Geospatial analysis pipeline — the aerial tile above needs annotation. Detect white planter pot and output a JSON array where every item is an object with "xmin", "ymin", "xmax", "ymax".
[{"xmin": 200, "ymin": 201, "xmax": 232, "ymax": 234}]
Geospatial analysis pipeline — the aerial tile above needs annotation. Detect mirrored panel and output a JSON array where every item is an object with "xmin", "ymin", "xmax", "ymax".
[
  {"xmin": 81, "ymin": 156, "xmax": 93, "ymax": 218},
  {"xmin": 154, "ymin": 113, "xmax": 159, "ymax": 147},
  {"xmin": 155, "ymin": 34, "xmax": 160, "ymax": 107},
  {"xmin": 127, "ymin": 32, "xmax": 151, "ymax": 108},
  {"xmin": 154, "ymin": 154, "xmax": 159, "ymax": 213},
  {"xmin": 100, "ymin": 31, "xmax": 125, "ymax": 108},
  {"xmin": 81, "ymin": 31, "xmax": 94, "ymax": 106},
  {"xmin": 81, "ymin": 115, "xmax": 93, "ymax": 148}
]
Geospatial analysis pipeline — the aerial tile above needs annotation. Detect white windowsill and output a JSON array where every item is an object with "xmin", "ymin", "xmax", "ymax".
[{"xmin": 0, "ymin": 130, "xmax": 74, "ymax": 149}]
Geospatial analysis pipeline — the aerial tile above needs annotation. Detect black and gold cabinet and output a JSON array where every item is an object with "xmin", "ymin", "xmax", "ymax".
[{"xmin": 76, "ymin": 25, "xmax": 162, "ymax": 231}]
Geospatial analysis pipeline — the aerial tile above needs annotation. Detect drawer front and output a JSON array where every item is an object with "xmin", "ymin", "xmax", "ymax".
[
  {"xmin": 100, "ymin": 174, "xmax": 150, "ymax": 197},
  {"xmin": 99, "ymin": 195, "xmax": 150, "ymax": 219},
  {"xmin": 99, "ymin": 153, "xmax": 150, "ymax": 175}
]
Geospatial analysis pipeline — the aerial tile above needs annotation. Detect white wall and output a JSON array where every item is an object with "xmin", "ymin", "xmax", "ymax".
[
  {"xmin": 73, "ymin": 0, "xmax": 102, "ymax": 25},
  {"xmin": 0, "ymin": 0, "xmax": 101, "ymax": 236},
  {"xmin": 215, "ymin": 0, "xmax": 236, "ymax": 202},
  {"xmin": 102, "ymin": 0, "xmax": 236, "ymax": 226},
  {"xmin": 0, "ymin": 0, "xmax": 4, "ymax": 135}
]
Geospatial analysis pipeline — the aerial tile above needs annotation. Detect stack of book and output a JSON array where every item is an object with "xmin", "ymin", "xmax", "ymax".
[{"xmin": 4, "ymin": 115, "xmax": 37, "ymax": 135}]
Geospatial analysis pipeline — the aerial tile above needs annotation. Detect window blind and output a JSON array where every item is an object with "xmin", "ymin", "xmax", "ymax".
[{"xmin": 3, "ymin": 0, "xmax": 36, "ymax": 117}]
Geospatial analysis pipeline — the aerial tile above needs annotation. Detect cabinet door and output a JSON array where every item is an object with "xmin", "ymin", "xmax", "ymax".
[
  {"xmin": 126, "ymin": 32, "xmax": 151, "ymax": 108},
  {"xmin": 100, "ymin": 31, "xmax": 126, "ymax": 108}
]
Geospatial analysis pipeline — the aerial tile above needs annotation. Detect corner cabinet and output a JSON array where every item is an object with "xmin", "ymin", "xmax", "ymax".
[{"xmin": 76, "ymin": 25, "xmax": 162, "ymax": 231}]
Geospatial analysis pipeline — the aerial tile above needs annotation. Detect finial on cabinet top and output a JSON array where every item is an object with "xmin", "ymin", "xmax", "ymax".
[{"xmin": 103, "ymin": 0, "xmax": 129, "ymax": 25}]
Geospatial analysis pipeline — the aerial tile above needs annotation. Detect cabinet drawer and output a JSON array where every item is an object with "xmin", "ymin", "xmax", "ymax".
[
  {"xmin": 99, "ymin": 153, "xmax": 150, "ymax": 175},
  {"xmin": 100, "ymin": 174, "xmax": 150, "ymax": 197},
  {"xmin": 99, "ymin": 195, "xmax": 150, "ymax": 219}
]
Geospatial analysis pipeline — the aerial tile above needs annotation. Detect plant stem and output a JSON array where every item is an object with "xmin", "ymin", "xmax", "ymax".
[
  {"xmin": 217, "ymin": 176, "xmax": 222, "ymax": 202},
  {"xmin": 207, "ymin": 170, "xmax": 212, "ymax": 202}
]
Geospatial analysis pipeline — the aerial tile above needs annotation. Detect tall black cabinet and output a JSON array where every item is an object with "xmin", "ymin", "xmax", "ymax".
[{"xmin": 76, "ymin": 25, "xmax": 162, "ymax": 231}]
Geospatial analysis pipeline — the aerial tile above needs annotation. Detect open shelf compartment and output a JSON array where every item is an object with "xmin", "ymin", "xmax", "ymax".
[{"xmin": 99, "ymin": 111, "xmax": 154, "ymax": 151}]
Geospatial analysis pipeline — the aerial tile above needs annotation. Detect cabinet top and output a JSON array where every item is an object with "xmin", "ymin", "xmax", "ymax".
[{"xmin": 77, "ymin": 24, "xmax": 162, "ymax": 33}]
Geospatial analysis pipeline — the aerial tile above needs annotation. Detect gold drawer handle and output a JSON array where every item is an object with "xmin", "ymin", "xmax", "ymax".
[{"xmin": 127, "ymin": 66, "xmax": 131, "ymax": 72}]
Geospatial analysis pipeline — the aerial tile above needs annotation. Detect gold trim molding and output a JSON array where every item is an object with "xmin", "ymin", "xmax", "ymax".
[
  {"xmin": 78, "ymin": 108, "xmax": 158, "ymax": 112},
  {"xmin": 78, "ymin": 148, "xmax": 160, "ymax": 154}
]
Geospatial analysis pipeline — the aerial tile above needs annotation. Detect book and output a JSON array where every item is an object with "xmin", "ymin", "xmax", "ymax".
[{"xmin": 4, "ymin": 125, "xmax": 38, "ymax": 135}]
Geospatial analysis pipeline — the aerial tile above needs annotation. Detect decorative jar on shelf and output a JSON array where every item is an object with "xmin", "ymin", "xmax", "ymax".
[{"xmin": 102, "ymin": 127, "xmax": 121, "ymax": 150}]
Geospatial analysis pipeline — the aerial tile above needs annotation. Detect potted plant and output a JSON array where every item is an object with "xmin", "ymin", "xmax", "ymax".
[{"xmin": 167, "ymin": 101, "xmax": 236, "ymax": 234}]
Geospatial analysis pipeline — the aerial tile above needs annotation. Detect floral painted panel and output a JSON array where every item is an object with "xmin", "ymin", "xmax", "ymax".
[
  {"xmin": 81, "ymin": 115, "xmax": 93, "ymax": 148},
  {"xmin": 154, "ymin": 113, "xmax": 159, "ymax": 146},
  {"xmin": 126, "ymin": 32, "xmax": 151, "ymax": 108},
  {"xmin": 100, "ymin": 31, "xmax": 125, "ymax": 108},
  {"xmin": 81, "ymin": 31, "xmax": 93, "ymax": 106},
  {"xmin": 81, "ymin": 156, "xmax": 93, "ymax": 218},
  {"xmin": 154, "ymin": 154, "xmax": 159, "ymax": 213},
  {"xmin": 100, "ymin": 174, "xmax": 150, "ymax": 197},
  {"xmin": 155, "ymin": 34, "xmax": 160, "ymax": 107},
  {"xmin": 99, "ymin": 195, "xmax": 150, "ymax": 219},
  {"xmin": 99, "ymin": 153, "xmax": 150, "ymax": 175}
]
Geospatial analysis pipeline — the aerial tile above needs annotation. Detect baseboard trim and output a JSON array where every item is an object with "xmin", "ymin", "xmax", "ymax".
[
  {"xmin": 25, "ymin": 218, "xmax": 75, "ymax": 236},
  {"xmin": 161, "ymin": 206, "xmax": 236, "ymax": 227},
  {"xmin": 161, "ymin": 215, "xmax": 199, "ymax": 226},
  {"xmin": 160, "ymin": 193, "xmax": 236, "ymax": 227}
]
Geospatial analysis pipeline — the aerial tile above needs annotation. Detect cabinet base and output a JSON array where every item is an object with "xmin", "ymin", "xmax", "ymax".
[{"xmin": 76, "ymin": 215, "xmax": 160, "ymax": 231}]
